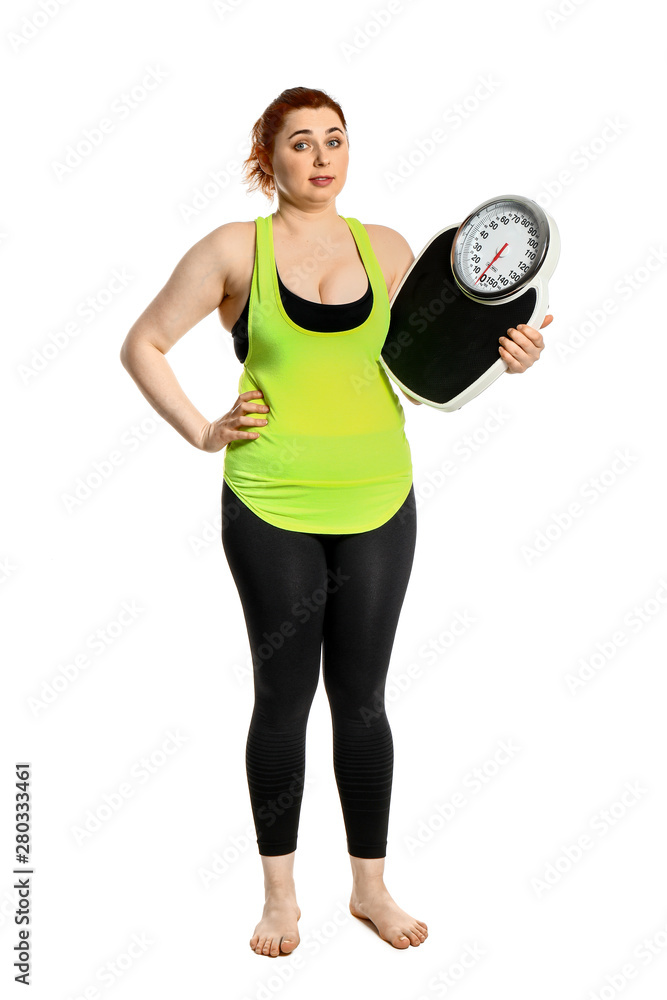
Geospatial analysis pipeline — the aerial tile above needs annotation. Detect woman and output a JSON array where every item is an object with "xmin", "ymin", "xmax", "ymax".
[{"xmin": 120, "ymin": 86, "xmax": 550, "ymax": 958}]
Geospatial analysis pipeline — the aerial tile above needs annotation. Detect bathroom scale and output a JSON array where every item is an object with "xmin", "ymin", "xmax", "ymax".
[{"xmin": 381, "ymin": 194, "xmax": 560, "ymax": 411}]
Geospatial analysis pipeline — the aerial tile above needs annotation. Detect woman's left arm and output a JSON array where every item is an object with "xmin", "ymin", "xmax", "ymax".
[{"xmin": 499, "ymin": 314, "xmax": 553, "ymax": 373}]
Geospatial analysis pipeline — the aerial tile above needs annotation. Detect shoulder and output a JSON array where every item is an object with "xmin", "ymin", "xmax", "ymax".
[
  {"xmin": 357, "ymin": 223, "xmax": 415, "ymax": 297},
  {"xmin": 360, "ymin": 223, "xmax": 413, "ymax": 255},
  {"xmin": 201, "ymin": 219, "xmax": 256, "ymax": 256},
  {"xmin": 177, "ymin": 220, "xmax": 256, "ymax": 271},
  {"xmin": 193, "ymin": 220, "xmax": 257, "ymax": 290}
]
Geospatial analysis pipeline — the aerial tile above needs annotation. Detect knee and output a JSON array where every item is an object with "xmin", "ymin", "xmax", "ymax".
[
  {"xmin": 330, "ymin": 687, "xmax": 390, "ymax": 731},
  {"xmin": 252, "ymin": 687, "xmax": 316, "ymax": 731}
]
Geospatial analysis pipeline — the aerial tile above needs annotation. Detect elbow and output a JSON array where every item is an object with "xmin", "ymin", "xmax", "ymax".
[
  {"xmin": 119, "ymin": 332, "xmax": 159, "ymax": 372},
  {"xmin": 119, "ymin": 335, "xmax": 143, "ymax": 374},
  {"xmin": 119, "ymin": 338, "xmax": 134, "ymax": 372}
]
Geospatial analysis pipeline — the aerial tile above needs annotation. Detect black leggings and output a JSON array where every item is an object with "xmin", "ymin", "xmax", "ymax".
[{"xmin": 221, "ymin": 479, "xmax": 417, "ymax": 858}]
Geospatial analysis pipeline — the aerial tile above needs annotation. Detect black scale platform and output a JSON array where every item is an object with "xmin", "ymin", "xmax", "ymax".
[{"xmin": 382, "ymin": 227, "xmax": 537, "ymax": 407}]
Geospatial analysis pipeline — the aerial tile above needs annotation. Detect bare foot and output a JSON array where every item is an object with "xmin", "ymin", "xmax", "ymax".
[
  {"xmin": 349, "ymin": 881, "xmax": 428, "ymax": 949},
  {"xmin": 249, "ymin": 892, "xmax": 301, "ymax": 957}
]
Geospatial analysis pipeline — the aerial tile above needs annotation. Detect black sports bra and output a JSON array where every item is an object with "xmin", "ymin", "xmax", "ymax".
[{"xmin": 230, "ymin": 268, "xmax": 373, "ymax": 363}]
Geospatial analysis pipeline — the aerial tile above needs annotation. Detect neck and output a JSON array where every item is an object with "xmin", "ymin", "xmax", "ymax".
[{"xmin": 273, "ymin": 200, "xmax": 341, "ymax": 237}]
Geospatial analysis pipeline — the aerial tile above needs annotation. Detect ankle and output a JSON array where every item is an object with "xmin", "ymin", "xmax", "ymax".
[
  {"xmin": 259, "ymin": 850, "xmax": 297, "ymax": 899},
  {"xmin": 264, "ymin": 879, "xmax": 296, "ymax": 901},
  {"xmin": 352, "ymin": 874, "xmax": 386, "ymax": 894}
]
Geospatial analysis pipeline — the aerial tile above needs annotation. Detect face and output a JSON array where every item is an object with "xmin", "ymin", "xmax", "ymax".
[{"xmin": 260, "ymin": 106, "xmax": 349, "ymax": 205}]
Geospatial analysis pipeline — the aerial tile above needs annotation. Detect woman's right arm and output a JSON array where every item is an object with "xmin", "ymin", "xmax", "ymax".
[{"xmin": 120, "ymin": 223, "xmax": 267, "ymax": 451}]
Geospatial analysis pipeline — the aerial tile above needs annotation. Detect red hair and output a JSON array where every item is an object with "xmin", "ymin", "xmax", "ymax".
[{"xmin": 241, "ymin": 87, "xmax": 348, "ymax": 202}]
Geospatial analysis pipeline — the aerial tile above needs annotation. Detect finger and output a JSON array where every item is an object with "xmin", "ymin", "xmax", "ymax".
[
  {"xmin": 510, "ymin": 324, "xmax": 544, "ymax": 351},
  {"xmin": 498, "ymin": 343, "xmax": 524, "ymax": 373},
  {"xmin": 499, "ymin": 338, "xmax": 527, "ymax": 364},
  {"xmin": 242, "ymin": 399, "xmax": 270, "ymax": 412},
  {"xmin": 540, "ymin": 314, "xmax": 554, "ymax": 329},
  {"xmin": 500, "ymin": 330, "xmax": 539, "ymax": 363},
  {"xmin": 240, "ymin": 392, "xmax": 267, "ymax": 412}
]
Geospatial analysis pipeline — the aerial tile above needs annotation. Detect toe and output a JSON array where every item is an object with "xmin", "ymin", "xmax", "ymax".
[
  {"xmin": 269, "ymin": 937, "xmax": 280, "ymax": 957},
  {"xmin": 393, "ymin": 932, "xmax": 411, "ymax": 948},
  {"xmin": 255, "ymin": 936, "xmax": 266, "ymax": 954},
  {"xmin": 281, "ymin": 937, "xmax": 297, "ymax": 953}
]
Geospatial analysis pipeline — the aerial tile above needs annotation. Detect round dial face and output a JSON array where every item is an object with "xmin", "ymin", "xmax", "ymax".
[{"xmin": 451, "ymin": 196, "xmax": 549, "ymax": 300}]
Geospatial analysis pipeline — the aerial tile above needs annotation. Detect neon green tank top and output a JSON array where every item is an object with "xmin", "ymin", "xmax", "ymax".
[{"xmin": 223, "ymin": 214, "xmax": 412, "ymax": 533}]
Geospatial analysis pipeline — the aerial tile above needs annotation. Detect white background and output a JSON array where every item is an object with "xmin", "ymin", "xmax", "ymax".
[{"xmin": 2, "ymin": 0, "xmax": 666, "ymax": 997}]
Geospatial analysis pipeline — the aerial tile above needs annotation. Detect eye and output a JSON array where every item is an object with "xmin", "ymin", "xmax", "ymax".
[{"xmin": 293, "ymin": 138, "xmax": 342, "ymax": 150}]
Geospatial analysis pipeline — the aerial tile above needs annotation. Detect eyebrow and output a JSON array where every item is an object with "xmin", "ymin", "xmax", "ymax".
[{"xmin": 286, "ymin": 126, "xmax": 345, "ymax": 140}]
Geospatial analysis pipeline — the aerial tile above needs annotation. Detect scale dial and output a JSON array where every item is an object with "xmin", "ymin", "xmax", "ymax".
[{"xmin": 451, "ymin": 195, "xmax": 550, "ymax": 302}]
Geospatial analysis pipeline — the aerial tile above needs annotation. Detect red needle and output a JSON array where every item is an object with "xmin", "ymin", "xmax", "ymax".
[{"xmin": 475, "ymin": 242, "xmax": 508, "ymax": 284}]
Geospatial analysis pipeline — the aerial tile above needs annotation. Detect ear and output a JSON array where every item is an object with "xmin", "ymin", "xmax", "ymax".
[{"xmin": 257, "ymin": 149, "xmax": 274, "ymax": 177}]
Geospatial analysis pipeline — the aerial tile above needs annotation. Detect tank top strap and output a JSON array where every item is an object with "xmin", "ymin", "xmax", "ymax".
[
  {"xmin": 341, "ymin": 217, "xmax": 388, "ymax": 305},
  {"xmin": 254, "ymin": 215, "xmax": 274, "ymax": 303}
]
